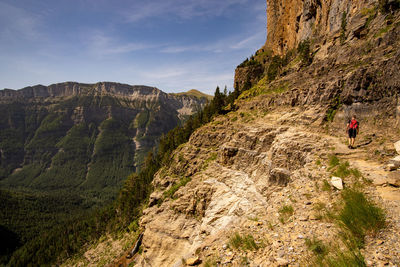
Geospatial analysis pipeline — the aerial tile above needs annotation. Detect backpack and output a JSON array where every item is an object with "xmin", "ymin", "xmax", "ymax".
[{"xmin": 349, "ymin": 119, "xmax": 358, "ymax": 129}]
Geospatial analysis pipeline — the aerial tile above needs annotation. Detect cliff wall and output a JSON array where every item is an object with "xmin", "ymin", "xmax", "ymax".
[{"xmin": 265, "ymin": 0, "xmax": 376, "ymax": 55}]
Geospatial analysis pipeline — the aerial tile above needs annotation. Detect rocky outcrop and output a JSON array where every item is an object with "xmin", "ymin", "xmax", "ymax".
[
  {"xmin": 132, "ymin": 105, "xmax": 400, "ymax": 266},
  {"xmin": 128, "ymin": 1, "xmax": 400, "ymax": 266},
  {"xmin": 265, "ymin": 0, "xmax": 376, "ymax": 55}
]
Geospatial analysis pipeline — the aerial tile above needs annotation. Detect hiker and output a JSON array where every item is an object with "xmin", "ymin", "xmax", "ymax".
[{"xmin": 346, "ymin": 115, "xmax": 359, "ymax": 149}]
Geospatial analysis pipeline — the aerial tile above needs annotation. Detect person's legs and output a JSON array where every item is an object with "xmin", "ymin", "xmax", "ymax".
[
  {"xmin": 348, "ymin": 129, "xmax": 352, "ymax": 148},
  {"xmin": 351, "ymin": 137, "xmax": 355, "ymax": 147}
]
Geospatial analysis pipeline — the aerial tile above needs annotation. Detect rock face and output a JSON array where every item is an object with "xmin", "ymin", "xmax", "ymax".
[
  {"xmin": 234, "ymin": 0, "xmax": 400, "ymax": 126},
  {"xmin": 265, "ymin": 0, "xmax": 375, "ymax": 55},
  {"xmin": 127, "ymin": 1, "xmax": 400, "ymax": 266},
  {"xmin": 134, "ymin": 116, "xmax": 326, "ymax": 266}
]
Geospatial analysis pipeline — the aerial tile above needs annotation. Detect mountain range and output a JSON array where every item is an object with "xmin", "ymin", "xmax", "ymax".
[{"xmin": 0, "ymin": 82, "xmax": 210, "ymax": 262}]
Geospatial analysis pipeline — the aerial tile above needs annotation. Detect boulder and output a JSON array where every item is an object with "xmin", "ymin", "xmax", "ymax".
[
  {"xmin": 387, "ymin": 163, "xmax": 397, "ymax": 171},
  {"xmin": 394, "ymin": 141, "xmax": 400, "ymax": 155},
  {"xmin": 331, "ymin": 177, "xmax": 343, "ymax": 190},
  {"xmin": 275, "ymin": 257, "xmax": 289, "ymax": 266},
  {"xmin": 148, "ymin": 191, "xmax": 162, "ymax": 207},
  {"xmin": 269, "ymin": 168, "xmax": 291, "ymax": 186},
  {"xmin": 387, "ymin": 171, "xmax": 400, "ymax": 187},
  {"xmin": 389, "ymin": 155, "xmax": 400, "ymax": 168},
  {"xmin": 186, "ymin": 257, "xmax": 201, "ymax": 266}
]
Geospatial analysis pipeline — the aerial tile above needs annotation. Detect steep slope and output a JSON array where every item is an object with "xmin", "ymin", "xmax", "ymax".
[
  {"xmin": 0, "ymin": 82, "xmax": 208, "ymax": 262},
  {"xmin": 96, "ymin": 0, "xmax": 400, "ymax": 266},
  {"xmin": 53, "ymin": 1, "xmax": 400, "ymax": 266}
]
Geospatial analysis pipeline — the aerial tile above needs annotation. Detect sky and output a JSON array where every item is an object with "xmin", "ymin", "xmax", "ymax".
[{"xmin": 0, "ymin": 0, "xmax": 267, "ymax": 94}]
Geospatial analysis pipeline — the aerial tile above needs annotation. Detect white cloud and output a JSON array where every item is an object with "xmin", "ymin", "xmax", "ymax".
[
  {"xmin": 160, "ymin": 30, "xmax": 265, "ymax": 54},
  {"xmin": 122, "ymin": 0, "xmax": 252, "ymax": 22},
  {"xmin": 85, "ymin": 31, "xmax": 157, "ymax": 56},
  {"xmin": 0, "ymin": 2, "xmax": 42, "ymax": 41},
  {"xmin": 230, "ymin": 31, "xmax": 266, "ymax": 50}
]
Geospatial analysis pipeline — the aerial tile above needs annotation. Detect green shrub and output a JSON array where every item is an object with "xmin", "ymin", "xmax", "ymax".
[
  {"xmin": 326, "ymin": 96, "xmax": 341, "ymax": 122},
  {"xmin": 297, "ymin": 39, "xmax": 312, "ymax": 66},
  {"xmin": 378, "ymin": 0, "xmax": 398, "ymax": 13},
  {"xmin": 267, "ymin": 55, "xmax": 283, "ymax": 81},
  {"xmin": 163, "ymin": 177, "xmax": 191, "ymax": 199},
  {"xmin": 328, "ymin": 155, "xmax": 340, "ymax": 169},
  {"xmin": 339, "ymin": 189, "xmax": 386, "ymax": 243},
  {"xmin": 229, "ymin": 232, "xmax": 258, "ymax": 251},
  {"xmin": 238, "ymin": 57, "xmax": 262, "ymax": 68},
  {"xmin": 203, "ymin": 257, "xmax": 218, "ymax": 267},
  {"xmin": 305, "ymin": 237, "xmax": 327, "ymax": 256},
  {"xmin": 319, "ymin": 248, "xmax": 366, "ymax": 267},
  {"xmin": 278, "ymin": 205, "xmax": 294, "ymax": 223},
  {"xmin": 332, "ymin": 161, "xmax": 351, "ymax": 178},
  {"xmin": 322, "ymin": 179, "xmax": 332, "ymax": 191}
]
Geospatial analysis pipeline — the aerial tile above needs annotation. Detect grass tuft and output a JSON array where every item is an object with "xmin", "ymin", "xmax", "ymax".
[
  {"xmin": 339, "ymin": 189, "xmax": 386, "ymax": 243},
  {"xmin": 278, "ymin": 205, "xmax": 294, "ymax": 224},
  {"xmin": 229, "ymin": 232, "xmax": 258, "ymax": 251},
  {"xmin": 328, "ymin": 155, "xmax": 340, "ymax": 169},
  {"xmin": 163, "ymin": 176, "xmax": 191, "ymax": 199},
  {"xmin": 305, "ymin": 237, "xmax": 327, "ymax": 256}
]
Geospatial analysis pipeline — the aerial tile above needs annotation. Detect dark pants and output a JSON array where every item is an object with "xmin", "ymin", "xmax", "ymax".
[{"xmin": 348, "ymin": 128, "xmax": 357, "ymax": 138}]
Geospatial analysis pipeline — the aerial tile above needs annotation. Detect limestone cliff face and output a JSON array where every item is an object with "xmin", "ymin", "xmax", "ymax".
[
  {"xmin": 265, "ymin": 0, "xmax": 375, "ymax": 55},
  {"xmin": 0, "ymin": 82, "xmax": 208, "ymax": 113}
]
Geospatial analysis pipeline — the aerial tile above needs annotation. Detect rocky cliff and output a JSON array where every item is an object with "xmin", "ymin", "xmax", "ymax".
[
  {"xmin": 62, "ymin": 1, "xmax": 400, "ymax": 266},
  {"xmin": 265, "ymin": 0, "xmax": 376, "ymax": 55}
]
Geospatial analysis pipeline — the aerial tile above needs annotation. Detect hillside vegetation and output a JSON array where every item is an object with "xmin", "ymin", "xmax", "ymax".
[{"xmin": 0, "ymin": 82, "xmax": 207, "ymax": 264}]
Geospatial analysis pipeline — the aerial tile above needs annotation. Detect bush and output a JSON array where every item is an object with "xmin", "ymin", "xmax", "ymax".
[
  {"xmin": 339, "ymin": 189, "xmax": 386, "ymax": 243},
  {"xmin": 321, "ymin": 248, "xmax": 366, "ymax": 267},
  {"xmin": 297, "ymin": 39, "xmax": 312, "ymax": 66},
  {"xmin": 325, "ymin": 96, "xmax": 341, "ymax": 122},
  {"xmin": 328, "ymin": 155, "xmax": 340, "ymax": 169},
  {"xmin": 163, "ymin": 177, "xmax": 191, "ymax": 199},
  {"xmin": 267, "ymin": 55, "xmax": 283, "ymax": 81},
  {"xmin": 332, "ymin": 161, "xmax": 351, "ymax": 178},
  {"xmin": 379, "ymin": 0, "xmax": 400, "ymax": 13},
  {"xmin": 229, "ymin": 232, "xmax": 258, "ymax": 251},
  {"xmin": 305, "ymin": 237, "xmax": 327, "ymax": 256},
  {"xmin": 278, "ymin": 205, "xmax": 294, "ymax": 223},
  {"xmin": 238, "ymin": 57, "xmax": 262, "ymax": 68}
]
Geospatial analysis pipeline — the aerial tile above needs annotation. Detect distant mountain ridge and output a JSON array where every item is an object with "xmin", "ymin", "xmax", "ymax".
[
  {"xmin": 0, "ymin": 81, "xmax": 208, "ymax": 260},
  {"xmin": 0, "ymin": 82, "xmax": 210, "ymax": 103}
]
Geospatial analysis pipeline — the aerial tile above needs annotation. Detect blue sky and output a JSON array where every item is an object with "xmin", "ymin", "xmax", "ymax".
[{"xmin": 0, "ymin": 0, "xmax": 266, "ymax": 94}]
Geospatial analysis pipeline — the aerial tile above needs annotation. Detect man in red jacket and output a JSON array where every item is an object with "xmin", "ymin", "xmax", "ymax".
[{"xmin": 346, "ymin": 115, "xmax": 359, "ymax": 149}]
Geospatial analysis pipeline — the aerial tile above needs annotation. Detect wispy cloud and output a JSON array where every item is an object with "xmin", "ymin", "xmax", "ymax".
[
  {"xmin": 160, "ymin": 30, "xmax": 265, "ymax": 54},
  {"xmin": 85, "ymin": 31, "xmax": 157, "ymax": 56},
  {"xmin": 230, "ymin": 31, "xmax": 266, "ymax": 50},
  {"xmin": 0, "ymin": 2, "xmax": 42, "ymax": 41},
  {"xmin": 122, "ymin": 0, "xmax": 252, "ymax": 22}
]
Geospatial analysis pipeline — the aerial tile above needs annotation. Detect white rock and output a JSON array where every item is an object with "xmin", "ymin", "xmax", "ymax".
[
  {"xmin": 275, "ymin": 258, "xmax": 289, "ymax": 266},
  {"xmin": 331, "ymin": 176, "xmax": 343, "ymax": 190},
  {"xmin": 389, "ymin": 155, "xmax": 400, "ymax": 168},
  {"xmin": 387, "ymin": 163, "xmax": 397, "ymax": 171},
  {"xmin": 394, "ymin": 140, "xmax": 400, "ymax": 154}
]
